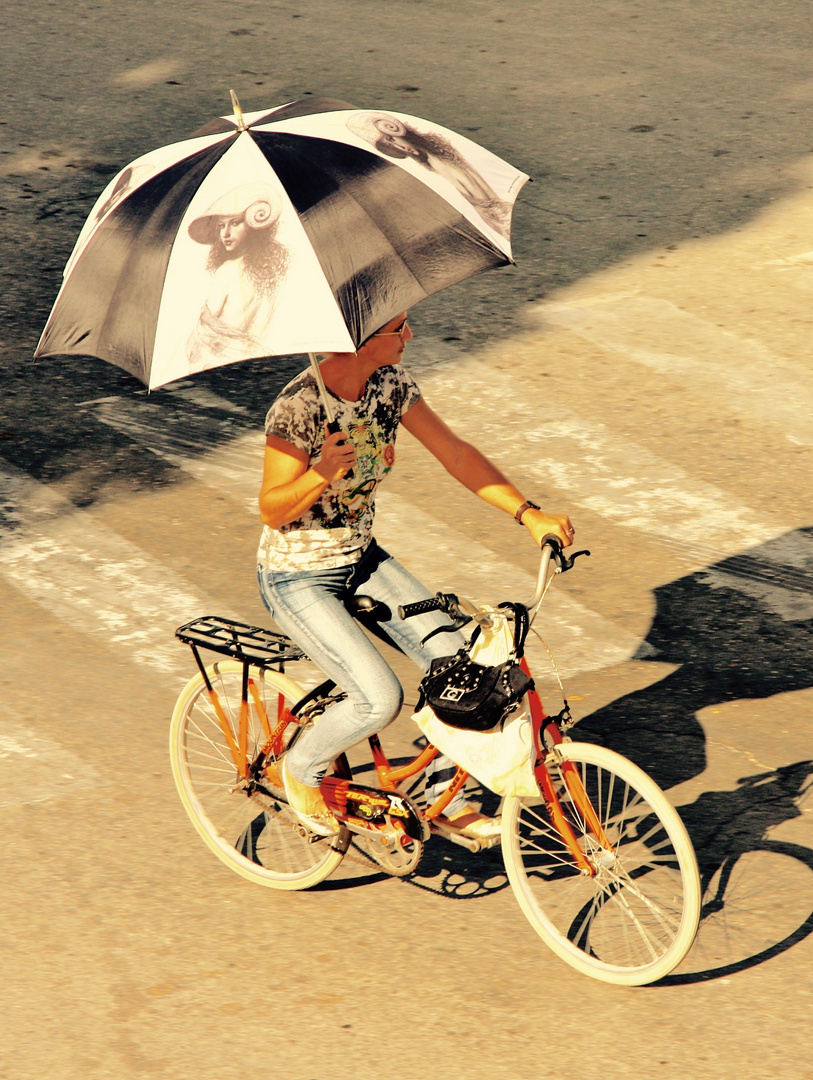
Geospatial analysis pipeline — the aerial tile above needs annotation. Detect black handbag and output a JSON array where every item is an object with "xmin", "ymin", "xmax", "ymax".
[{"xmin": 418, "ymin": 603, "xmax": 534, "ymax": 732}]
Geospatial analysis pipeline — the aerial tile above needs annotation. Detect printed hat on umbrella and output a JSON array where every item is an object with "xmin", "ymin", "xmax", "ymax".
[{"xmin": 186, "ymin": 183, "xmax": 283, "ymax": 245}]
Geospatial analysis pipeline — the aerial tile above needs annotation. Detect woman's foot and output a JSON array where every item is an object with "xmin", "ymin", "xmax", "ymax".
[
  {"xmin": 281, "ymin": 760, "xmax": 339, "ymax": 837},
  {"xmin": 264, "ymin": 759, "xmax": 283, "ymax": 791},
  {"xmin": 448, "ymin": 806, "xmax": 502, "ymax": 840}
]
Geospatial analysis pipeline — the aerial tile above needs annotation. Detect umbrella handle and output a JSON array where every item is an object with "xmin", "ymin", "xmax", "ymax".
[
  {"xmin": 309, "ymin": 353, "xmax": 353, "ymax": 479},
  {"xmin": 327, "ymin": 420, "xmax": 354, "ymax": 481}
]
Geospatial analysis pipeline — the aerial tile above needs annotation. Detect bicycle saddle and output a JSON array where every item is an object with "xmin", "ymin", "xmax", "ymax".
[{"xmin": 346, "ymin": 594, "xmax": 391, "ymax": 622}]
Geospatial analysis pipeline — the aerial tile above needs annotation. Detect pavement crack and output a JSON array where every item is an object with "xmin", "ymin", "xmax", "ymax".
[{"xmin": 708, "ymin": 738, "xmax": 775, "ymax": 772}]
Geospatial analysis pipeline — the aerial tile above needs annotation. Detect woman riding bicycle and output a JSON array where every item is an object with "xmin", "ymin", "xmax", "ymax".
[{"xmin": 257, "ymin": 312, "xmax": 574, "ymax": 835}]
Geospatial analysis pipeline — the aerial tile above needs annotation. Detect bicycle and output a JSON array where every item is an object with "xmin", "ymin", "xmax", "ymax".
[{"xmin": 169, "ymin": 538, "xmax": 701, "ymax": 985}]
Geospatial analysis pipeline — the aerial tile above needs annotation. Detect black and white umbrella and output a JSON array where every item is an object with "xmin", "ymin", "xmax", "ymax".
[{"xmin": 35, "ymin": 94, "xmax": 529, "ymax": 404}]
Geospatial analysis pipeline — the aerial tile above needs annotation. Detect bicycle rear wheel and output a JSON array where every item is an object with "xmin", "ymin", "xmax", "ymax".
[
  {"xmin": 502, "ymin": 741, "xmax": 700, "ymax": 985},
  {"xmin": 169, "ymin": 660, "xmax": 347, "ymax": 890}
]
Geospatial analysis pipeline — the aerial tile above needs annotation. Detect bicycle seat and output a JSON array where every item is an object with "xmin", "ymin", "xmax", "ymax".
[{"xmin": 346, "ymin": 594, "xmax": 391, "ymax": 622}]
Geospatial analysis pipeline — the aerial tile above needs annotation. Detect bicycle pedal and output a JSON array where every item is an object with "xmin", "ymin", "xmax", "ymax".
[
  {"xmin": 320, "ymin": 777, "xmax": 428, "ymax": 841},
  {"xmin": 431, "ymin": 822, "xmax": 494, "ymax": 853}
]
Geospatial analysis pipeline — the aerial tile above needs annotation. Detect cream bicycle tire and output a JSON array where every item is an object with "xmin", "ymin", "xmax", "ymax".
[
  {"xmin": 169, "ymin": 660, "xmax": 346, "ymax": 890},
  {"xmin": 502, "ymin": 741, "xmax": 701, "ymax": 985}
]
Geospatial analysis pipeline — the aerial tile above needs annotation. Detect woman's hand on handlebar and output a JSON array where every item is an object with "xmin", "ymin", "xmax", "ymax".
[
  {"xmin": 522, "ymin": 508, "xmax": 575, "ymax": 549},
  {"xmin": 314, "ymin": 426, "xmax": 356, "ymax": 482}
]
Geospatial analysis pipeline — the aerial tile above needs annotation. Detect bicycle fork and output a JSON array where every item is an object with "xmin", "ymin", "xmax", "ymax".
[{"xmin": 522, "ymin": 661, "xmax": 613, "ymax": 875}]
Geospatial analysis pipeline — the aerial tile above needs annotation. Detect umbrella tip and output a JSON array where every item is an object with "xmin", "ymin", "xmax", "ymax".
[{"xmin": 229, "ymin": 89, "xmax": 247, "ymax": 132}]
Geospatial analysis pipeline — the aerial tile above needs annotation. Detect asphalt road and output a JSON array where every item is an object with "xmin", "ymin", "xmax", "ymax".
[{"xmin": 2, "ymin": 3, "xmax": 813, "ymax": 1079}]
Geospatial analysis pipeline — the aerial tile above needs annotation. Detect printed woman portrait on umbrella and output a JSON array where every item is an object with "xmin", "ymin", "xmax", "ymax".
[
  {"xmin": 257, "ymin": 311, "xmax": 575, "ymax": 836},
  {"xmin": 347, "ymin": 112, "xmax": 511, "ymax": 238},
  {"xmin": 186, "ymin": 183, "xmax": 289, "ymax": 372}
]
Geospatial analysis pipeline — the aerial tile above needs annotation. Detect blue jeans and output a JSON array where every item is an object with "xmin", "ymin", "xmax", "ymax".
[{"xmin": 257, "ymin": 540, "xmax": 468, "ymax": 811}]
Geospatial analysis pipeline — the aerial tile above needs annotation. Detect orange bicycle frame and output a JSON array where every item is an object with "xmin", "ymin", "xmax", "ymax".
[
  {"xmin": 196, "ymin": 656, "xmax": 298, "ymax": 778},
  {"xmin": 367, "ymin": 733, "xmax": 469, "ymax": 819}
]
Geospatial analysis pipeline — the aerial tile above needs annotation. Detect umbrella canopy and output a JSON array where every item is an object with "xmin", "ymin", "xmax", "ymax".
[{"xmin": 35, "ymin": 95, "xmax": 529, "ymax": 391}]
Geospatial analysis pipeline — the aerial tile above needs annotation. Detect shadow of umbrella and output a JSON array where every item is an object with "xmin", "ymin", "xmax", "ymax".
[{"xmin": 573, "ymin": 526, "xmax": 813, "ymax": 791}]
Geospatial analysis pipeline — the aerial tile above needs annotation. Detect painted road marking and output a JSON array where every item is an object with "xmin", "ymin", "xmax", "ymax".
[
  {"xmin": 84, "ymin": 367, "xmax": 810, "ymax": 630},
  {"xmin": 0, "ymin": 724, "xmax": 104, "ymax": 809},
  {"xmin": 0, "ymin": 462, "xmax": 221, "ymax": 681},
  {"xmin": 373, "ymin": 492, "xmax": 643, "ymax": 678},
  {"xmin": 86, "ymin": 396, "xmax": 643, "ymax": 672},
  {"xmin": 415, "ymin": 357, "xmax": 788, "ymax": 558},
  {"xmin": 535, "ymin": 292, "xmax": 813, "ymax": 446}
]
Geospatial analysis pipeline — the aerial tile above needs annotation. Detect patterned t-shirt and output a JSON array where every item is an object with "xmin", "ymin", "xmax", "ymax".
[{"xmin": 257, "ymin": 364, "xmax": 422, "ymax": 571}]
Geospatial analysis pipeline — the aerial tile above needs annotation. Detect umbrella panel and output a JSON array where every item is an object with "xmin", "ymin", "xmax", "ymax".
[
  {"xmin": 35, "ymin": 139, "xmax": 234, "ymax": 386},
  {"xmin": 254, "ymin": 132, "xmax": 507, "ymax": 347}
]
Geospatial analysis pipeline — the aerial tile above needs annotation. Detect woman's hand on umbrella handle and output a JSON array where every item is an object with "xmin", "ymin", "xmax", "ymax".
[
  {"xmin": 315, "ymin": 427, "xmax": 356, "ymax": 482},
  {"xmin": 523, "ymin": 508, "xmax": 575, "ymax": 549}
]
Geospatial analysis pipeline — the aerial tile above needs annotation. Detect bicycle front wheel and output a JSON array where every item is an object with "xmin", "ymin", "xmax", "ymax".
[
  {"xmin": 169, "ymin": 660, "xmax": 347, "ymax": 890},
  {"xmin": 502, "ymin": 741, "xmax": 700, "ymax": 985}
]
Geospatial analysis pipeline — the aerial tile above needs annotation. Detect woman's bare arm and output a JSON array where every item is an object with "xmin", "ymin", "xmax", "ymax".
[
  {"xmin": 400, "ymin": 397, "xmax": 573, "ymax": 547},
  {"xmin": 258, "ymin": 431, "xmax": 355, "ymax": 528}
]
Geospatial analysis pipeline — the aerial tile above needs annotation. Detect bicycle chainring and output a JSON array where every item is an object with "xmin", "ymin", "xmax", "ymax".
[{"xmin": 356, "ymin": 832, "xmax": 424, "ymax": 877}]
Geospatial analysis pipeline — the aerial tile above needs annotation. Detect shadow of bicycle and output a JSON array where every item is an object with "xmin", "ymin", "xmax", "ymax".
[
  {"xmin": 566, "ymin": 528, "xmax": 813, "ymax": 979},
  {"xmin": 662, "ymin": 759, "xmax": 813, "ymax": 983},
  {"xmin": 574, "ymin": 528, "xmax": 813, "ymax": 788}
]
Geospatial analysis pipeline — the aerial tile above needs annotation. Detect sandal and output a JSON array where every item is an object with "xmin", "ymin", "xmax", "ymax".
[
  {"xmin": 449, "ymin": 807, "xmax": 502, "ymax": 840},
  {"xmin": 281, "ymin": 760, "xmax": 339, "ymax": 837}
]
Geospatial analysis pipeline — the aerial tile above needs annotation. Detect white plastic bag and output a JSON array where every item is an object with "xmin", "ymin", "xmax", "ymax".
[
  {"xmin": 412, "ymin": 604, "xmax": 540, "ymax": 797},
  {"xmin": 412, "ymin": 704, "xmax": 539, "ymax": 797}
]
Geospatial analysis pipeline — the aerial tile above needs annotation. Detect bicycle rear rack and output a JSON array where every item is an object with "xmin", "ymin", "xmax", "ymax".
[{"xmin": 175, "ymin": 615, "xmax": 305, "ymax": 670}]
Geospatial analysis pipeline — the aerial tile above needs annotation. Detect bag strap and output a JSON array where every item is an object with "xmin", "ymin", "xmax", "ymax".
[
  {"xmin": 498, "ymin": 602, "xmax": 530, "ymax": 658},
  {"xmin": 421, "ymin": 603, "xmax": 530, "ymax": 656}
]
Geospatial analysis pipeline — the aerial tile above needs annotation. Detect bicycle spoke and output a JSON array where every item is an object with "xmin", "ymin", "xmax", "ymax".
[
  {"xmin": 170, "ymin": 663, "xmax": 346, "ymax": 890},
  {"xmin": 502, "ymin": 742, "xmax": 700, "ymax": 985}
]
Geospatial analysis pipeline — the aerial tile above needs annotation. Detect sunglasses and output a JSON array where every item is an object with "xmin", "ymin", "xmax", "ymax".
[{"xmin": 373, "ymin": 317, "xmax": 409, "ymax": 339}]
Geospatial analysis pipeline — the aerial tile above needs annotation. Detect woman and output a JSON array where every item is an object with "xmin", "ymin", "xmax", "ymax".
[
  {"xmin": 257, "ymin": 313, "xmax": 574, "ymax": 835},
  {"xmin": 347, "ymin": 112, "xmax": 511, "ymax": 238},
  {"xmin": 186, "ymin": 183, "xmax": 289, "ymax": 371}
]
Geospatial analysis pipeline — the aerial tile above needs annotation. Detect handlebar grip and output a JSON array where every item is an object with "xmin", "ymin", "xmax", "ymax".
[{"xmin": 398, "ymin": 597, "xmax": 443, "ymax": 620}]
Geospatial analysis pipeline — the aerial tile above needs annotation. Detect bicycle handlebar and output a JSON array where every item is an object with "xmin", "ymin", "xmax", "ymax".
[
  {"xmin": 397, "ymin": 596, "xmax": 446, "ymax": 620},
  {"xmin": 527, "ymin": 535, "xmax": 591, "ymax": 606},
  {"xmin": 398, "ymin": 538, "xmax": 591, "ymax": 622}
]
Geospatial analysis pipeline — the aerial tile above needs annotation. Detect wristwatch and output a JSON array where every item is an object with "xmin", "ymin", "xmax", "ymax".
[{"xmin": 514, "ymin": 500, "xmax": 540, "ymax": 524}]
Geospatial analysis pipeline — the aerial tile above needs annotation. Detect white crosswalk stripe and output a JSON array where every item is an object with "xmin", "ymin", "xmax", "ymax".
[
  {"xmin": 0, "ymin": 461, "xmax": 223, "ymax": 682},
  {"xmin": 412, "ymin": 353, "xmax": 813, "ymax": 623},
  {"xmin": 535, "ymin": 293, "xmax": 813, "ymax": 447},
  {"xmin": 85, "ymin": 394, "xmax": 644, "ymax": 675},
  {"xmin": 2, "ymin": 315, "xmax": 811, "ymax": 807},
  {"xmin": 3, "ymin": 313, "xmax": 809, "ymax": 711},
  {"xmin": 32, "ymin": 394, "xmax": 640, "ymax": 678},
  {"xmin": 373, "ymin": 493, "xmax": 642, "ymax": 678},
  {"xmin": 90, "ymin": 361, "xmax": 790, "ymax": 565},
  {"xmin": 0, "ymin": 723, "xmax": 104, "ymax": 809},
  {"xmin": 87, "ymin": 395, "xmax": 264, "ymax": 515},
  {"xmin": 413, "ymin": 357, "xmax": 790, "ymax": 558}
]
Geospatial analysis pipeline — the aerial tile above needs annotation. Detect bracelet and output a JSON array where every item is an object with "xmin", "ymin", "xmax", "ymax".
[{"xmin": 514, "ymin": 500, "xmax": 540, "ymax": 524}]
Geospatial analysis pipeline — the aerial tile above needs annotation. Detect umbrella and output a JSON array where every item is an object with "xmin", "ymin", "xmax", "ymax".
[{"xmin": 35, "ymin": 93, "xmax": 529, "ymax": 417}]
